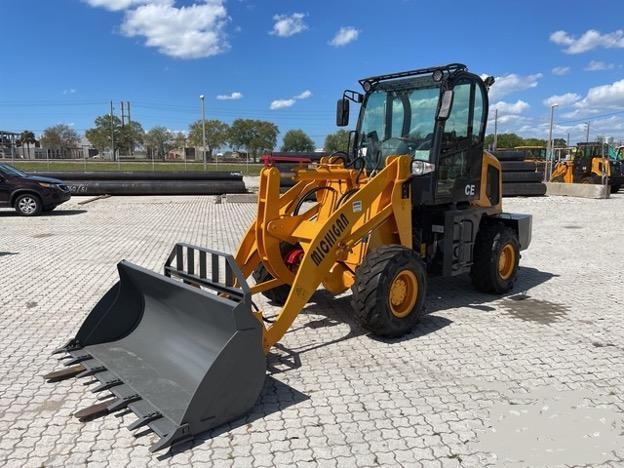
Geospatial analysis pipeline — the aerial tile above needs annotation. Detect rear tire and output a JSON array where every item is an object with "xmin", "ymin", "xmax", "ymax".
[
  {"xmin": 14, "ymin": 193, "xmax": 42, "ymax": 216},
  {"xmin": 471, "ymin": 224, "xmax": 520, "ymax": 294},
  {"xmin": 351, "ymin": 245, "xmax": 427, "ymax": 337},
  {"xmin": 252, "ymin": 264, "xmax": 291, "ymax": 306}
]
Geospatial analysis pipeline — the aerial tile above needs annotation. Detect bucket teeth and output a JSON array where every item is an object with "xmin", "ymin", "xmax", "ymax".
[
  {"xmin": 128, "ymin": 412, "xmax": 162, "ymax": 431},
  {"xmin": 91, "ymin": 379, "xmax": 122, "ymax": 393},
  {"xmin": 76, "ymin": 366, "xmax": 106, "ymax": 378},
  {"xmin": 43, "ymin": 364, "xmax": 85, "ymax": 382},
  {"xmin": 107, "ymin": 394, "xmax": 141, "ymax": 413},
  {"xmin": 64, "ymin": 354, "xmax": 91, "ymax": 367},
  {"xmin": 75, "ymin": 399, "xmax": 117, "ymax": 422},
  {"xmin": 52, "ymin": 339, "xmax": 80, "ymax": 355}
]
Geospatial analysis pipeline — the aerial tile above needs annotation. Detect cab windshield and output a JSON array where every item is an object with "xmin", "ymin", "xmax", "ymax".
[{"xmin": 357, "ymin": 79, "xmax": 440, "ymax": 168}]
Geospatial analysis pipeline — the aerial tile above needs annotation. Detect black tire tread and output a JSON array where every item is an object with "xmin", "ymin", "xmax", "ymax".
[
  {"xmin": 351, "ymin": 245, "xmax": 426, "ymax": 337},
  {"xmin": 14, "ymin": 193, "xmax": 42, "ymax": 216},
  {"xmin": 252, "ymin": 264, "xmax": 291, "ymax": 305},
  {"xmin": 471, "ymin": 224, "xmax": 520, "ymax": 294}
]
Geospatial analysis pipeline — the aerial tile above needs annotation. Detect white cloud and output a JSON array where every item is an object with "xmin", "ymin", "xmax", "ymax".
[
  {"xmin": 488, "ymin": 73, "xmax": 543, "ymax": 101},
  {"xmin": 62, "ymin": 88, "xmax": 77, "ymax": 95},
  {"xmin": 329, "ymin": 27, "xmax": 360, "ymax": 47},
  {"xmin": 294, "ymin": 90, "xmax": 312, "ymax": 100},
  {"xmin": 270, "ymin": 99, "xmax": 296, "ymax": 110},
  {"xmin": 585, "ymin": 60, "xmax": 615, "ymax": 71},
  {"xmin": 550, "ymin": 29, "xmax": 624, "ymax": 54},
  {"xmin": 270, "ymin": 13, "xmax": 307, "ymax": 37},
  {"xmin": 114, "ymin": 0, "xmax": 229, "ymax": 59},
  {"xmin": 270, "ymin": 90, "xmax": 312, "ymax": 110},
  {"xmin": 491, "ymin": 100, "xmax": 530, "ymax": 115},
  {"xmin": 552, "ymin": 66, "xmax": 571, "ymax": 76},
  {"xmin": 543, "ymin": 93, "xmax": 581, "ymax": 107},
  {"xmin": 576, "ymin": 79, "xmax": 624, "ymax": 108},
  {"xmin": 83, "ymin": 0, "xmax": 161, "ymax": 11},
  {"xmin": 216, "ymin": 91, "xmax": 243, "ymax": 100}
]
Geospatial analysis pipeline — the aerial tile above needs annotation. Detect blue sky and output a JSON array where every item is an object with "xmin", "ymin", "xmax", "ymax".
[{"xmin": 1, "ymin": 0, "xmax": 624, "ymax": 146}]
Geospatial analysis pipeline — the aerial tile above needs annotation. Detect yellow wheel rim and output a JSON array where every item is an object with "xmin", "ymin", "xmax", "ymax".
[
  {"xmin": 389, "ymin": 270, "xmax": 418, "ymax": 318},
  {"xmin": 498, "ymin": 244, "xmax": 516, "ymax": 280}
]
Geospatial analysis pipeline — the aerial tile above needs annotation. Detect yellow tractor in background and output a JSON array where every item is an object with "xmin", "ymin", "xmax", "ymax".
[
  {"xmin": 551, "ymin": 141, "xmax": 623, "ymax": 193},
  {"xmin": 45, "ymin": 63, "xmax": 532, "ymax": 452}
]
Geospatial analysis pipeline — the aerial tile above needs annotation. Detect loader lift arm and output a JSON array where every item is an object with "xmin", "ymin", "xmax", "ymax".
[{"xmin": 235, "ymin": 155, "xmax": 414, "ymax": 352}]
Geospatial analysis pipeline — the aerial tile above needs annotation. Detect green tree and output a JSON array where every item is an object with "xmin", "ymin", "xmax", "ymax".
[
  {"xmin": 40, "ymin": 124, "xmax": 80, "ymax": 157},
  {"xmin": 19, "ymin": 130, "xmax": 36, "ymax": 159},
  {"xmin": 118, "ymin": 121, "xmax": 144, "ymax": 155},
  {"xmin": 173, "ymin": 132, "xmax": 187, "ymax": 149},
  {"xmin": 324, "ymin": 129, "xmax": 350, "ymax": 154},
  {"xmin": 523, "ymin": 137, "xmax": 547, "ymax": 147},
  {"xmin": 281, "ymin": 129, "xmax": 315, "ymax": 152},
  {"xmin": 228, "ymin": 119, "xmax": 278, "ymax": 162},
  {"xmin": 144, "ymin": 126, "xmax": 173, "ymax": 159},
  {"xmin": 86, "ymin": 115, "xmax": 121, "ymax": 156},
  {"xmin": 85, "ymin": 115, "xmax": 144, "ymax": 158},
  {"xmin": 484, "ymin": 133, "xmax": 524, "ymax": 149},
  {"xmin": 188, "ymin": 119, "xmax": 229, "ymax": 158}
]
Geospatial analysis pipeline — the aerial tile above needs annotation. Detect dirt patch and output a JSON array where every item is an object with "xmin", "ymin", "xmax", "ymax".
[
  {"xmin": 32, "ymin": 233, "xmax": 54, "ymax": 239},
  {"xmin": 500, "ymin": 295, "xmax": 568, "ymax": 324}
]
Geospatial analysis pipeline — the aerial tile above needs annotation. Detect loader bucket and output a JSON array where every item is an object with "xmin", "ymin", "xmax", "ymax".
[{"xmin": 46, "ymin": 244, "xmax": 265, "ymax": 452}]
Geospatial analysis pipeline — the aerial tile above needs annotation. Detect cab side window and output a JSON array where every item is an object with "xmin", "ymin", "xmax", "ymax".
[{"xmin": 442, "ymin": 83, "xmax": 471, "ymax": 146}]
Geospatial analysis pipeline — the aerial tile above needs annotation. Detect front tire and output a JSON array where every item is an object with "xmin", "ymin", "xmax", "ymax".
[
  {"xmin": 351, "ymin": 245, "xmax": 427, "ymax": 337},
  {"xmin": 471, "ymin": 224, "xmax": 520, "ymax": 294},
  {"xmin": 15, "ymin": 193, "xmax": 42, "ymax": 216},
  {"xmin": 252, "ymin": 264, "xmax": 292, "ymax": 306}
]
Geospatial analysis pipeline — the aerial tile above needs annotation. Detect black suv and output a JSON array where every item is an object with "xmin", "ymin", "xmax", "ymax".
[{"xmin": 0, "ymin": 163, "xmax": 71, "ymax": 216}]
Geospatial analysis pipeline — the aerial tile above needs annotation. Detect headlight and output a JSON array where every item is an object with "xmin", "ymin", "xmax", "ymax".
[
  {"xmin": 38, "ymin": 182, "xmax": 55, "ymax": 188},
  {"xmin": 412, "ymin": 160, "xmax": 435, "ymax": 176}
]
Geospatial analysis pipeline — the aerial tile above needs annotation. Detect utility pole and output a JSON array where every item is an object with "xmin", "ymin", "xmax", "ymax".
[
  {"xmin": 586, "ymin": 122, "xmax": 590, "ymax": 142},
  {"xmin": 110, "ymin": 101, "xmax": 115, "ymax": 162},
  {"xmin": 200, "ymin": 94, "xmax": 207, "ymax": 171},
  {"xmin": 567, "ymin": 132, "xmax": 570, "ymax": 147},
  {"xmin": 120, "ymin": 101, "xmax": 125, "ymax": 127},
  {"xmin": 493, "ymin": 108, "xmax": 498, "ymax": 150},
  {"xmin": 547, "ymin": 104, "xmax": 558, "ymax": 183},
  {"xmin": 127, "ymin": 101, "xmax": 133, "ymax": 156}
]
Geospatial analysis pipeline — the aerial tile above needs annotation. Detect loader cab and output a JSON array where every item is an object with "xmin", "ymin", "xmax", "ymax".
[{"xmin": 338, "ymin": 64, "xmax": 490, "ymax": 206}]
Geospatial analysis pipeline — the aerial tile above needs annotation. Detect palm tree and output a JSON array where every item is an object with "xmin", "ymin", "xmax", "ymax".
[{"xmin": 20, "ymin": 130, "xmax": 36, "ymax": 159}]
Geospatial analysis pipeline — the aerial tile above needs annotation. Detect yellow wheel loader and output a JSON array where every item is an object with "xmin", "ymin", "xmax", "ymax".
[
  {"xmin": 550, "ymin": 142, "xmax": 624, "ymax": 193},
  {"xmin": 45, "ymin": 63, "xmax": 532, "ymax": 452}
]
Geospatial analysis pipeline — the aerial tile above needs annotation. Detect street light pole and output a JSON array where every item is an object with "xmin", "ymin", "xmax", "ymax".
[
  {"xmin": 547, "ymin": 104, "xmax": 558, "ymax": 182},
  {"xmin": 200, "ymin": 95, "xmax": 206, "ymax": 171}
]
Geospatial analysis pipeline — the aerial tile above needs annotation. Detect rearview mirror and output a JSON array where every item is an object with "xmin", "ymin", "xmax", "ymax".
[
  {"xmin": 336, "ymin": 98, "xmax": 350, "ymax": 127},
  {"xmin": 437, "ymin": 90, "xmax": 454, "ymax": 120}
]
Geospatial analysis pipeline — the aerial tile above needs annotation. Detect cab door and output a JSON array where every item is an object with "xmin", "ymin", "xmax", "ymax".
[{"xmin": 434, "ymin": 77, "xmax": 486, "ymax": 203}]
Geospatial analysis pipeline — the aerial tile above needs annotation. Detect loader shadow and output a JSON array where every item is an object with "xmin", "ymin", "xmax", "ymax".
[
  {"xmin": 158, "ymin": 376, "xmax": 309, "ymax": 460},
  {"xmin": 426, "ymin": 266, "xmax": 558, "ymax": 315},
  {"xmin": 266, "ymin": 292, "xmax": 453, "ymax": 370}
]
